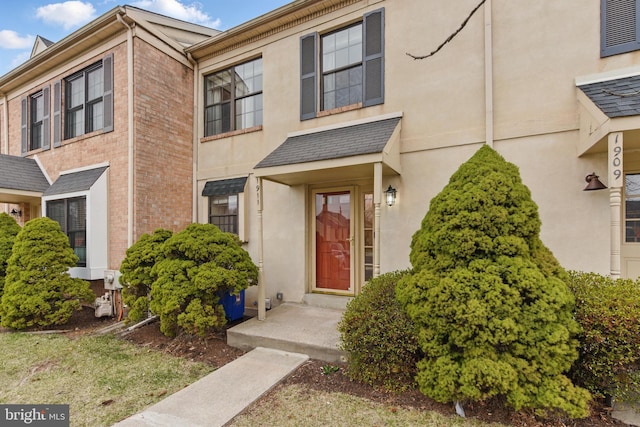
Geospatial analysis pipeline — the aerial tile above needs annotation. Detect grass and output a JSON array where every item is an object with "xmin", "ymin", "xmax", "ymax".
[
  {"xmin": 230, "ymin": 384, "xmax": 509, "ymax": 427},
  {"xmin": 0, "ymin": 332, "xmax": 213, "ymax": 426}
]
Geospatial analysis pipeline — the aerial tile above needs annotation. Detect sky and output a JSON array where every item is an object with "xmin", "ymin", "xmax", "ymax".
[{"xmin": 0, "ymin": 0, "xmax": 292, "ymax": 77}]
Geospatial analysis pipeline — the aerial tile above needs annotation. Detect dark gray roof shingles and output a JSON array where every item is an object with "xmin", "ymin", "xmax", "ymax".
[
  {"xmin": 0, "ymin": 154, "xmax": 50, "ymax": 193},
  {"xmin": 202, "ymin": 176, "xmax": 248, "ymax": 196},
  {"xmin": 43, "ymin": 166, "xmax": 108, "ymax": 196},
  {"xmin": 579, "ymin": 75, "xmax": 640, "ymax": 118},
  {"xmin": 255, "ymin": 117, "xmax": 401, "ymax": 169}
]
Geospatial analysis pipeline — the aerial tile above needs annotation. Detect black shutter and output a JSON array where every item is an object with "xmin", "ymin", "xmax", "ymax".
[
  {"xmin": 363, "ymin": 8, "xmax": 384, "ymax": 107},
  {"xmin": 20, "ymin": 97, "xmax": 28, "ymax": 155},
  {"xmin": 103, "ymin": 53, "xmax": 114, "ymax": 132},
  {"xmin": 300, "ymin": 33, "xmax": 317, "ymax": 120},
  {"xmin": 42, "ymin": 85, "xmax": 51, "ymax": 150},
  {"xmin": 601, "ymin": 0, "xmax": 640, "ymax": 57},
  {"xmin": 53, "ymin": 80, "xmax": 62, "ymax": 147}
]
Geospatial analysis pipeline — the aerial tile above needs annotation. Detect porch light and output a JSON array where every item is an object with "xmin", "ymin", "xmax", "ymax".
[
  {"xmin": 584, "ymin": 173, "xmax": 607, "ymax": 191},
  {"xmin": 10, "ymin": 209, "xmax": 22, "ymax": 217},
  {"xmin": 385, "ymin": 185, "xmax": 397, "ymax": 206}
]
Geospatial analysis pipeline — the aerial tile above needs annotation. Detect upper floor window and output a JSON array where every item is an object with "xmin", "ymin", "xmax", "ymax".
[
  {"xmin": 30, "ymin": 91, "xmax": 46, "ymax": 150},
  {"xmin": 20, "ymin": 87, "xmax": 50, "ymax": 154},
  {"xmin": 204, "ymin": 57, "xmax": 263, "ymax": 136},
  {"xmin": 602, "ymin": 0, "xmax": 640, "ymax": 57},
  {"xmin": 300, "ymin": 8, "xmax": 384, "ymax": 120},
  {"xmin": 65, "ymin": 63, "xmax": 104, "ymax": 138}
]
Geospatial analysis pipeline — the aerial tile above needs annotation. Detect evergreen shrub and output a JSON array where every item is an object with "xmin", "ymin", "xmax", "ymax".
[
  {"xmin": 396, "ymin": 145, "xmax": 590, "ymax": 417},
  {"xmin": 119, "ymin": 228, "xmax": 173, "ymax": 323},
  {"xmin": 149, "ymin": 223, "xmax": 258, "ymax": 337},
  {"xmin": 0, "ymin": 213, "xmax": 21, "ymax": 299},
  {"xmin": 567, "ymin": 271, "xmax": 640, "ymax": 402},
  {"xmin": 338, "ymin": 270, "xmax": 419, "ymax": 392},
  {"xmin": 0, "ymin": 217, "xmax": 94, "ymax": 329}
]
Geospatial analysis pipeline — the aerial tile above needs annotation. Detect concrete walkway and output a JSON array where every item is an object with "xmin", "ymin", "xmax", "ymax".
[{"xmin": 112, "ymin": 347, "xmax": 308, "ymax": 427}]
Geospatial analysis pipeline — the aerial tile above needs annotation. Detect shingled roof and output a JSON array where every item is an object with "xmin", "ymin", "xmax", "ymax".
[
  {"xmin": 255, "ymin": 117, "xmax": 401, "ymax": 169},
  {"xmin": 578, "ymin": 75, "xmax": 640, "ymax": 118},
  {"xmin": 43, "ymin": 166, "xmax": 108, "ymax": 196},
  {"xmin": 0, "ymin": 154, "xmax": 50, "ymax": 193}
]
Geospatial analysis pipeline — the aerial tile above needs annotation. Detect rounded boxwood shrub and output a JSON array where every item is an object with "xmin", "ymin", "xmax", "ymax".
[
  {"xmin": 0, "ymin": 212, "xmax": 21, "ymax": 300},
  {"xmin": 396, "ymin": 145, "xmax": 590, "ymax": 418},
  {"xmin": 338, "ymin": 270, "xmax": 419, "ymax": 392},
  {"xmin": 0, "ymin": 217, "xmax": 95, "ymax": 329},
  {"xmin": 119, "ymin": 228, "xmax": 173, "ymax": 324},
  {"xmin": 149, "ymin": 223, "xmax": 258, "ymax": 337},
  {"xmin": 567, "ymin": 271, "xmax": 640, "ymax": 402}
]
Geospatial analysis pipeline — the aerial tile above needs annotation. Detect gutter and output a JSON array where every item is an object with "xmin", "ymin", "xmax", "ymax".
[{"xmin": 117, "ymin": 12, "xmax": 136, "ymax": 248}]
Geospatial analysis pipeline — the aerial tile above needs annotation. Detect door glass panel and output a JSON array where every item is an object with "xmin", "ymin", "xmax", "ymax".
[
  {"xmin": 363, "ymin": 192, "xmax": 374, "ymax": 281},
  {"xmin": 316, "ymin": 191, "xmax": 351, "ymax": 290}
]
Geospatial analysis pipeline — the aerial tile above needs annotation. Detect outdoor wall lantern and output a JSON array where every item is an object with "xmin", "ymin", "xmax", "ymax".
[
  {"xmin": 583, "ymin": 173, "xmax": 607, "ymax": 191},
  {"xmin": 385, "ymin": 185, "xmax": 397, "ymax": 206},
  {"xmin": 10, "ymin": 208, "xmax": 22, "ymax": 217}
]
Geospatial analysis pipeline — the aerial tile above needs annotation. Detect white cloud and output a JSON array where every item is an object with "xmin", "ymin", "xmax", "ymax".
[
  {"xmin": 132, "ymin": 0, "xmax": 221, "ymax": 28},
  {"xmin": 0, "ymin": 30, "xmax": 35, "ymax": 50},
  {"xmin": 36, "ymin": 1, "xmax": 97, "ymax": 31},
  {"xmin": 10, "ymin": 51, "xmax": 32, "ymax": 69}
]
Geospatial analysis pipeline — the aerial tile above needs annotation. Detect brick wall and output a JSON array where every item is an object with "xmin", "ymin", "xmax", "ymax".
[{"xmin": 132, "ymin": 38, "xmax": 193, "ymax": 241}]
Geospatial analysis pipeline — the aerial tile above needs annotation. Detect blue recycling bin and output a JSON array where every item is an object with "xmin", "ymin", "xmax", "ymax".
[{"xmin": 221, "ymin": 290, "xmax": 245, "ymax": 321}]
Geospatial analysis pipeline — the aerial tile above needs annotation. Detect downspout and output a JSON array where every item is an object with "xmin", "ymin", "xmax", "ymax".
[
  {"xmin": 484, "ymin": 0, "xmax": 494, "ymax": 148},
  {"xmin": 187, "ymin": 53, "xmax": 198, "ymax": 223},
  {"xmin": 1, "ymin": 93, "xmax": 7, "ymax": 154},
  {"xmin": 117, "ymin": 12, "xmax": 135, "ymax": 247}
]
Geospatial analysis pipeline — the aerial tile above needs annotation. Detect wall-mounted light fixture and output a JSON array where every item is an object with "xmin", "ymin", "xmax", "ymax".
[
  {"xmin": 385, "ymin": 185, "xmax": 397, "ymax": 206},
  {"xmin": 584, "ymin": 173, "xmax": 607, "ymax": 191},
  {"xmin": 10, "ymin": 208, "xmax": 22, "ymax": 218}
]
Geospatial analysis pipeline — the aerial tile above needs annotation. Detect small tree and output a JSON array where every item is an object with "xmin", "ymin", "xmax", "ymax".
[
  {"xmin": 150, "ymin": 223, "xmax": 258, "ymax": 337},
  {"xmin": 0, "ymin": 217, "xmax": 95, "ymax": 329},
  {"xmin": 120, "ymin": 228, "xmax": 173, "ymax": 323},
  {"xmin": 0, "ymin": 213, "xmax": 21, "ymax": 300},
  {"xmin": 397, "ymin": 145, "xmax": 590, "ymax": 418}
]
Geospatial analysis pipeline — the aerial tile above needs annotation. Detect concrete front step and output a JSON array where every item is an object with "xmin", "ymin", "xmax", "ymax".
[{"xmin": 226, "ymin": 302, "xmax": 347, "ymax": 363}]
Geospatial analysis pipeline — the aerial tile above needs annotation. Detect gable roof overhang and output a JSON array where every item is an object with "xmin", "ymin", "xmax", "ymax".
[
  {"xmin": 43, "ymin": 166, "xmax": 109, "ymax": 197},
  {"xmin": 576, "ymin": 68, "xmax": 640, "ymax": 156},
  {"xmin": 0, "ymin": 6, "xmax": 219, "ymax": 95},
  {"xmin": 0, "ymin": 154, "xmax": 50, "ymax": 204},
  {"xmin": 254, "ymin": 114, "xmax": 402, "ymax": 186}
]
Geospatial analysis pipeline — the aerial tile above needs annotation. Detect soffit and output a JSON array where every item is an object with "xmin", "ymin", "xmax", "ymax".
[{"xmin": 186, "ymin": 0, "xmax": 356, "ymax": 60}]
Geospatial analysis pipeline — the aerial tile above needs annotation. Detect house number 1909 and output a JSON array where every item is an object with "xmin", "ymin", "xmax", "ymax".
[{"xmin": 610, "ymin": 133, "xmax": 623, "ymax": 187}]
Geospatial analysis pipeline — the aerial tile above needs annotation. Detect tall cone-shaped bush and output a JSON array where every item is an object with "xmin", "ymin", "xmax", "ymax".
[
  {"xmin": 0, "ymin": 213, "xmax": 21, "ymax": 299},
  {"xmin": 396, "ymin": 145, "xmax": 590, "ymax": 418},
  {"xmin": 0, "ymin": 217, "xmax": 94, "ymax": 329}
]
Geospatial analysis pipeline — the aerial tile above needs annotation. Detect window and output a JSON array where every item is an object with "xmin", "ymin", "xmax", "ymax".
[
  {"xmin": 204, "ymin": 57, "xmax": 263, "ymax": 136},
  {"xmin": 322, "ymin": 24, "xmax": 363, "ymax": 110},
  {"xmin": 202, "ymin": 177, "xmax": 248, "ymax": 239},
  {"xmin": 209, "ymin": 194, "xmax": 239, "ymax": 234},
  {"xmin": 20, "ymin": 87, "xmax": 50, "ymax": 154},
  {"xmin": 601, "ymin": 0, "xmax": 640, "ymax": 57},
  {"xmin": 30, "ymin": 91, "xmax": 45, "ymax": 150},
  {"xmin": 63, "ymin": 54, "xmax": 113, "ymax": 140},
  {"xmin": 300, "ymin": 8, "xmax": 384, "ymax": 120},
  {"xmin": 47, "ymin": 197, "xmax": 87, "ymax": 266}
]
